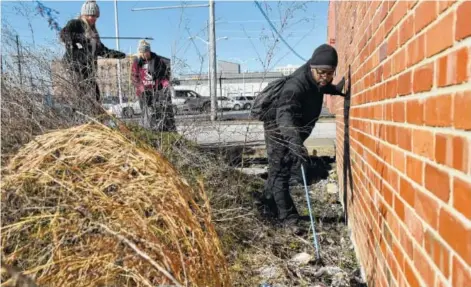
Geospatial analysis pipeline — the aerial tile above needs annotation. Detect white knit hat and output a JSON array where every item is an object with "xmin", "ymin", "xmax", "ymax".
[
  {"xmin": 81, "ymin": 0, "xmax": 100, "ymax": 17},
  {"xmin": 138, "ymin": 40, "xmax": 151, "ymax": 53}
]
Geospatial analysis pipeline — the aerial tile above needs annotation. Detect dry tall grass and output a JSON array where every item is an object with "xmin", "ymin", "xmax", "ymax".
[{"xmin": 1, "ymin": 123, "xmax": 230, "ymax": 287}]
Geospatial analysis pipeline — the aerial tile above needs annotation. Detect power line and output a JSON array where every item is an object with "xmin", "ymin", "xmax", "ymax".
[{"xmin": 253, "ymin": 1, "xmax": 307, "ymax": 62}]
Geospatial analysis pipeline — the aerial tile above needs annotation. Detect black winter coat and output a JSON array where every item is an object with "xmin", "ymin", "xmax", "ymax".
[
  {"xmin": 267, "ymin": 63, "xmax": 344, "ymax": 148},
  {"xmin": 60, "ymin": 19, "xmax": 126, "ymax": 78}
]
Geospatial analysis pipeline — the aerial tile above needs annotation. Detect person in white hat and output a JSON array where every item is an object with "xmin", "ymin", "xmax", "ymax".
[
  {"xmin": 59, "ymin": 0, "xmax": 126, "ymax": 102},
  {"xmin": 131, "ymin": 40, "xmax": 175, "ymax": 132}
]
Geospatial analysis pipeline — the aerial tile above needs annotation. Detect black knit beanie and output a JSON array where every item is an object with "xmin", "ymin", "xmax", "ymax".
[{"xmin": 310, "ymin": 44, "xmax": 338, "ymax": 69}]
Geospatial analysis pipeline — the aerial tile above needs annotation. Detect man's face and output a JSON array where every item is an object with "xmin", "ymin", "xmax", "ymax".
[
  {"xmin": 85, "ymin": 15, "xmax": 98, "ymax": 25},
  {"xmin": 311, "ymin": 67, "xmax": 335, "ymax": 86},
  {"xmin": 143, "ymin": 51, "xmax": 151, "ymax": 60}
]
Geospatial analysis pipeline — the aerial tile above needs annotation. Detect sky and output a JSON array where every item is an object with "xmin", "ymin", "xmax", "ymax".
[{"xmin": 1, "ymin": 0, "xmax": 328, "ymax": 75}]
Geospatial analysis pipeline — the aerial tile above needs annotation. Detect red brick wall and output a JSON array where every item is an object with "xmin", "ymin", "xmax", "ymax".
[{"xmin": 326, "ymin": 1, "xmax": 471, "ymax": 286}]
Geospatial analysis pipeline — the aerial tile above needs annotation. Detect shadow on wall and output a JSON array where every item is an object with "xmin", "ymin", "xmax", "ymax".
[{"xmin": 343, "ymin": 65, "xmax": 354, "ymax": 224}]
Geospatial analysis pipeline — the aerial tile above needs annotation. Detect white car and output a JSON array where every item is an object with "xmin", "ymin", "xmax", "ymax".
[
  {"xmin": 103, "ymin": 96, "xmax": 142, "ymax": 118},
  {"xmin": 217, "ymin": 96, "xmax": 245, "ymax": 111}
]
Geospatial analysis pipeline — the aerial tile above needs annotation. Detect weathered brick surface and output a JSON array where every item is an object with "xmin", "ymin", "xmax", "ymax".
[{"xmin": 326, "ymin": 1, "xmax": 471, "ymax": 285}]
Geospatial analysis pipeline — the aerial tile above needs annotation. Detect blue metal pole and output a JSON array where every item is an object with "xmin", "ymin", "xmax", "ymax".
[{"xmin": 301, "ymin": 164, "xmax": 321, "ymax": 259}]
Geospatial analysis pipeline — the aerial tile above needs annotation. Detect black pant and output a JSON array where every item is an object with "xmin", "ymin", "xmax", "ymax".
[
  {"xmin": 139, "ymin": 89, "xmax": 176, "ymax": 132},
  {"xmin": 263, "ymin": 121, "xmax": 299, "ymax": 220}
]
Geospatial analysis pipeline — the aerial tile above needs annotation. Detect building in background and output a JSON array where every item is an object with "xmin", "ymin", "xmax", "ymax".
[
  {"xmin": 273, "ymin": 64, "xmax": 300, "ymax": 76},
  {"xmin": 178, "ymin": 59, "xmax": 285, "ymax": 98},
  {"xmin": 218, "ymin": 60, "xmax": 240, "ymax": 74}
]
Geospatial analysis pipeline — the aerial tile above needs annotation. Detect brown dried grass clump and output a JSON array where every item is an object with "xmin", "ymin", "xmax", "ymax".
[{"xmin": 1, "ymin": 123, "xmax": 230, "ymax": 287}]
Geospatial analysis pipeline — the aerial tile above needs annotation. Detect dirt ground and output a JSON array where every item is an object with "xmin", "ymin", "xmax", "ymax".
[{"xmin": 219, "ymin": 146, "xmax": 367, "ymax": 287}]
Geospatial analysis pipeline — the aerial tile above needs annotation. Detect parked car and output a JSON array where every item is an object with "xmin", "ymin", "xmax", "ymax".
[
  {"xmin": 231, "ymin": 96, "xmax": 255, "ymax": 110},
  {"xmin": 103, "ymin": 96, "xmax": 142, "ymax": 118},
  {"xmin": 217, "ymin": 96, "xmax": 245, "ymax": 111},
  {"xmin": 171, "ymin": 89, "xmax": 211, "ymax": 112}
]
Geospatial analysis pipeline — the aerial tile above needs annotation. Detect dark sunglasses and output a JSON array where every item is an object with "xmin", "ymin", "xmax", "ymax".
[{"xmin": 313, "ymin": 68, "xmax": 335, "ymax": 77}]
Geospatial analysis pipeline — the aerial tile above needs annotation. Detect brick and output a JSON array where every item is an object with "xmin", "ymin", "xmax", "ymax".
[
  {"xmin": 424, "ymin": 94, "xmax": 453, "ymax": 127},
  {"xmin": 424, "ymin": 230, "xmax": 450, "ymax": 278},
  {"xmin": 453, "ymin": 91, "xmax": 471, "ymax": 130},
  {"xmin": 426, "ymin": 12, "xmax": 454, "ymax": 58},
  {"xmin": 387, "ymin": 125, "xmax": 397, "ymax": 145},
  {"xmin": 401, "ymin": 227, "xmax": 414, "ymax": 260},
  {"xmin": 434, "ymin": 133, "xmax": 453, "ymax": 167},
  {"xmin": 425, "ymin": 163, "xmax": 451, "ymax": 203},
  {"xmin": 399, "ymin": 14, "xmax": 414, "ymax": 47},
  {"xmin": 453, "ymin": 177, "xmax": 471, "ymax": 220},
  {"xmin": 396, "ymin": 49, "xmax": 407, "ymax": 76},
  {"xmin": 412, "ymin": 129, "xmax": 434, "ymax": 160},
  {"xmin": 397, "ymin": 71, "xmax": 411, "ymax": 96},
  {"xmin": 396, "ymin": 126, "xmax": 412, "ymax": 152},
  {"xmin": 386, "ymin": 79, "xmax": 397, "ymax": 99},
  {"xmin": 407, "ymin": 34, "xmax": 425, "ymax": 67},
  {"xmin": 452, "ymin": 257, "xmax": 471, "ymax": 287},
  {"xmin": 453, "ymin": 136, "xmax": 469, "ymax": 174},
  {"xmin": 406, "ymin": 156, "xmax": 423, "ymax": 186},
  {"xmin": 413, "ymin": 62, "xmax": 434, "ymax": 93},
  {"xmin": 394, "ymin": 195, "xmax": 405, "ymax": 221},
  {"xmin": 392, "ymin": 148, "xmax": 406, "ymax": 174},
  {"xmin": 404, "ymin": 258, "xmax": 421, "ymax": 287},
  {"xmin": 414, "ymin": 1, "xmax": 437, "ymax": 33},
  {"xmin": 414, "ymin": 190, "xmax": 439, "ymax": 229},
  {"xmin": 406, "ymin": 99, "xmax": 424, "ymax": 125},
  {"xmin": 437, "ymin": 47, "xmax": 470, "ymax": 87},
  {"xmin": 392, "ymin": 102, "xmax": 405, "ymax": 122},
  {"xmin": 388, "ymin": 30, "xmax": 398, "ymax": 56},
  {"xmin": 456, "ymin": 47, "xmax": 470, "ymax": 84},
  {"xmin": 400, "ymin": 177, "xmax": 416, "ymax": 208},
  {"xmin": 456, "ymin": 0, "xmax": 471, "ymax": 41},
  {"xmin": 413, "ymin": 246, "xmax": 436, "ymax": 287},
  {"xmin": 439, "ymin": 208, "xmax": 471, "ymax": 265}
]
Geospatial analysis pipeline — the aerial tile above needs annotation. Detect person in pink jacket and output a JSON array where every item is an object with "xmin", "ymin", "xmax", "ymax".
[{"xmin": 131, "ymin": 40, "xmax": 175, "ymax": 131}]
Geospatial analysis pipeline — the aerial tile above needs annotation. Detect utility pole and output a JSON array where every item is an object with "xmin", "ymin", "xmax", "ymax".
[
  {"xmin": 114, "ymin": 0, "xmax": 123, "ymax": 105},
  {"xmin": 207, "ymin": 20, "xmax": 211, "ymax": 98},
  {"xmin": 209, "ymin": 0, "xmax": 217, "ymax": 121},
  {"xmin": 16, "ymin": 35, "xmax": 22, "ymax": 85}
]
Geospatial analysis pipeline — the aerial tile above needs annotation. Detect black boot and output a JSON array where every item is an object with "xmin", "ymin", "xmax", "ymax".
[{"xmin": 282, "ymin": 213, "xmax": 306, "ymax": 235}]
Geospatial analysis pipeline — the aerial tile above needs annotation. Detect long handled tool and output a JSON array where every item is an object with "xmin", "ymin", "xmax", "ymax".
[{"xmin": 301, "ymin": 164, "xmax": 321, "ymax": 259}]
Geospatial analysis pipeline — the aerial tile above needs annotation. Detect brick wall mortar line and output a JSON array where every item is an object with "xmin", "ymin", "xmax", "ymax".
[
  {"xmin": 349, "ymin": 144, "xmax": 469, "ymax": 284},
  {"xmin": 350, "ymin": 116, "xmax": 471, "ymax": 146},
  {"xmin": 351, "ymin": 82, "xmax": 471, "ymax": 108},
  {"xmin": 351, "ymin": 36, "xmax": 471, "ymax": 98},
  {"xmin": 352, "ymin": 0, "xmax": 464, "ymax": 80},
  {"xmin": 350, "ymin": 124, "xmax": 471, "ymax": 215}
]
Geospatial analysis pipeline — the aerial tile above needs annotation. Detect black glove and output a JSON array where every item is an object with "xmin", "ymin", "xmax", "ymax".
[{"xmin": 335, "ymin": 77, "xmax": 345, "ymax": 94}]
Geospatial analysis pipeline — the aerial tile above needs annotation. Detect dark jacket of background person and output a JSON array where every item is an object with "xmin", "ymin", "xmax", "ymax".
[{"xmin": 59, "ymin": 18, "xmax": 125, "ymax": 101}]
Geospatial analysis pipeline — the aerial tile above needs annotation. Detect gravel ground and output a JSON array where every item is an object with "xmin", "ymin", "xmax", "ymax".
[{"xmin": 222, "ymin": 147, "xmax": 368, "ymax": 287}]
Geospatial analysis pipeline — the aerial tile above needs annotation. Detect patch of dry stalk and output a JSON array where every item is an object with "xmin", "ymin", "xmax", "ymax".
[{"xmin": 1, "ymin": 123, "xmax": 230, "ymax": 287}]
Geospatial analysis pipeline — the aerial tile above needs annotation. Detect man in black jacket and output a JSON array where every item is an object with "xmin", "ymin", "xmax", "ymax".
[
  {"xmin": 59, "ymin": 0, "xmax": 126, "ymax": 102},
  {"xmin": 262, "ymin": 44, "xmax": 345, "ymax": 226}
]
